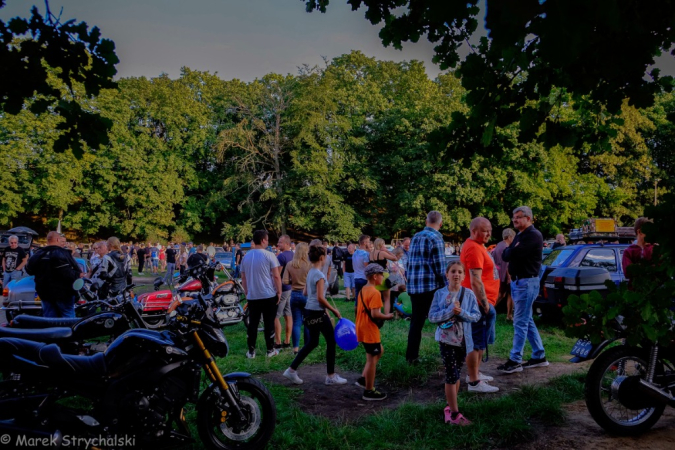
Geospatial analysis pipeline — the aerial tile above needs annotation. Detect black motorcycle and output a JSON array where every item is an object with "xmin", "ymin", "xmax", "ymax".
[
  {"xmin": 569, "ymin": 317, "xmax": 675, "ymax": 435},
  {"xmin": 0, "ymin": 293, "xmax": 276, "ymax": 449}
]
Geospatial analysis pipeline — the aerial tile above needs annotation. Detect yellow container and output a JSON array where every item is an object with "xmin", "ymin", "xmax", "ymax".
[{"xmin": 594, "ymin": 218, "xmax": 616, "ymax": 233}]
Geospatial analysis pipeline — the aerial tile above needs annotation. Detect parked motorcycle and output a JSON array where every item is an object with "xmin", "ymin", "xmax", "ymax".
[
  {"xmin": 569, "ymin": 317, "xmax": 675, "ymax": 435},
  {"xmin": 0, "ymin": 292, "xmax": 277, "ymax": 449}
]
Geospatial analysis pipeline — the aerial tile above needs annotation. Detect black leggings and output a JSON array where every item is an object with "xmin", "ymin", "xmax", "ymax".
[
  {"xmin": 246, "ymin": 296, "xmax": 278, "ymax": 353},
  {"xmin": 138, "ymin": 256, "xmax": 144, "ymax": 273},
  {"xmin": 290, "ymin": 310, "xmax": 336, "ymax": 374}
]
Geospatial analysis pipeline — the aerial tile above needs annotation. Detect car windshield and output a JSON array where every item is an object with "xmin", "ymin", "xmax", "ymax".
[
  {"xmin": 542, "ymin": 248, "xmax": 575, "ymax": 267},
  {"xmin": 215, "ymin": 252, "xmax": 232, "ymax": 259}
]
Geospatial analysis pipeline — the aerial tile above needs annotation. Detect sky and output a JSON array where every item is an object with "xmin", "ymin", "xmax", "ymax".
[
  {"xmin": 1, "ymin": 0, "xmax": 447, "ymax": 81},
  {"xmin": 2, "ymin": 1, "xmax": 672, "ymax": 82}
]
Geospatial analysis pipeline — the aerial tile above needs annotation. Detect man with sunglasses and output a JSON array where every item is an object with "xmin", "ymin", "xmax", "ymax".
[{"xmin": 498, "ymin": 206, "xmax": 547, "ymax": 374}]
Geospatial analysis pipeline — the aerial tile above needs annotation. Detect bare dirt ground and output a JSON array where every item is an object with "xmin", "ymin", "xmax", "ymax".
[
  {"xmin": 262, "ymin": 356, "xmax": 589, "ymax": 423},
  {"xmin": 263, "ymin": 357, "xmax": 675, "ymax": 449}
]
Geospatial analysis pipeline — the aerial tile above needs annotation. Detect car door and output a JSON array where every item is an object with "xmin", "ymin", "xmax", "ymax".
[{"xmin": 578, "ymin": 248, "xmax": 621, "ymax": 286}]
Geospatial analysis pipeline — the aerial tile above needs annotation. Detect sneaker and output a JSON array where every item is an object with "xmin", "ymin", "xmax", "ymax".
[
  {"xmin": 245, "ymin": 350, "xmax": 255, "ymax": 359},
  {"xmin": 362, "ymin": 389, "xmax": 387, "ymax": 401},
  {"xmin": 283, "ymin": 368, "xmax": 303, "ymax": 385},
  {"xmin": 355, "ymin": 376, "xmax": 366, "ymax": 389},
  {"xmin": 325, "ymin": 374, "xmax": 348, "ymax": 385},
  {"xmin": 522, "ymin": 358, "xmax": 550, "ymax": 369},
  {"xmin": 447, "ymin": 412, "xmax": 472, "ymax": 426},
  {"xmin": 467, "ymin": 380, "xmax": 499, "ymax": 393},
  {"xmin": 266, "ymin": 349, "xmax": 280, "ymax": 358},
  {"xmin": 443, "ymin": 406, "xmax": 453, "ymax": 423},
  {"xmin": 274, "ymin": 343, "xmax": 283, "ymax": 350},
  {"xmin": 497, "ymin": 359, "xmax": 523, "ymax": 374},
  {"xmin": 465, "ymin": 372, "xmax": 494, "ymax": 383},
  {"xmin": 138, "ymin": 272, "xmax": 144, "ymax": 275},
  {"xmin": 282, "ymin": 343, "xmax": 291, "ymax": 349}
]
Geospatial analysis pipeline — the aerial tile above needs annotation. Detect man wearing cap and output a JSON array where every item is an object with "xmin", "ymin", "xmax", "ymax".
[
  {"xmin": 405, "ymin": 211, "xmax": 446, "ymax": 364},
  {"xmin": 498, "ymin": 206, "xmax": 547, "ymax": 374}
]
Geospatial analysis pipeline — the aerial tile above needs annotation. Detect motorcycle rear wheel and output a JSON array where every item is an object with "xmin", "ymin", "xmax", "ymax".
[
  {"xmin": 585, "ymin": 346, "xmax": 666, "ymax": 436},
  {"xmin": 197, "ymin": 378, "xmax": 276, "ymax": 450}
]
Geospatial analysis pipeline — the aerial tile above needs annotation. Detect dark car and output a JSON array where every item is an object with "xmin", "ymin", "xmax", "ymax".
[{"xmin": 534, "ymin": 244, "xmax": 629, "ymax": 320}]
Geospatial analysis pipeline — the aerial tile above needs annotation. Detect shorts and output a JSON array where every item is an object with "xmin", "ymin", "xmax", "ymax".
[
  {"xmin": 362, "ymin": 342, "xmax": 382, "ymax": 356},
  {"xmin": 471, "ymin": 304, "xmax": 496, "ymax": 351},
  {"xmin": 440, "ymin": 342, "xmax": 466, "ymax": 384},
  {"xmin": 276, "ymin": 290, "xmax": 292, "ymax": 318},
  {"xmin": 152, "ymin": 258, "xmax": 159, "ymax": 268},
  {"xmin": 343, "ymin": 272, "xmax": 355, "ymax": 289}
]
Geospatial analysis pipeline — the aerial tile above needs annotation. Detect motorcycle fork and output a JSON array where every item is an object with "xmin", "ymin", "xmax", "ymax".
[{"xmin": 190, "ymin": 331, "xmax": 245, "ymax": 420}]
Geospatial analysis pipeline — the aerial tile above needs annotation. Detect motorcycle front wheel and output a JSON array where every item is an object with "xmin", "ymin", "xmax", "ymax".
[
  {"xmin": 197, "ymin": 378, "xmax": 276, "ymax": 450},
  {"xmin": 585, "ymin": 346, "xmax": 666, "ymax": 436}
]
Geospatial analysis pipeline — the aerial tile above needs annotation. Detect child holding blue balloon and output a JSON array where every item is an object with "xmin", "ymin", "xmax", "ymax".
[
  {"xmin": 428, "ymin": 261, "xmax": 481, "ymax": 425},
  {"xmin": 355, "ymin": 263, "xmax": 394, "ymax": 401}
]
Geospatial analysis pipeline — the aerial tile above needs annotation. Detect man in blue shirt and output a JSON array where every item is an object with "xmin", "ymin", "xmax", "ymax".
[
  {"xmin": 352, "ymin": 235, "xmax": 371, "ymax": 305},
  {"xmin": 405, "ymin": 211, "xmax": 446, "ymax": 364}
]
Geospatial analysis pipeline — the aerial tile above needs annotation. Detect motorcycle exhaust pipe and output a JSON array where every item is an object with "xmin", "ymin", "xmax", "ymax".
[
  {"xmin": 0, "ymin": 421, "xmax": 62, "ymax": 447},
  {"xmin": 638, "ymin": 379, "xmax": 675, "ymax": 407}
]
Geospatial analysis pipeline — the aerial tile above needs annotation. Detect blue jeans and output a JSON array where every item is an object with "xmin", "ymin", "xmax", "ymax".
[
  {"xmin": 42, "ymin": 298, "xmax": 76, "ymax": 318},
  {"xmin": 509, "ymin": 277, "xmax": 545, "ymax": 363},
  {"xmin": 353, "ymin": 278, "xmax": 368, "ymax": 306},
  {"xmin": 3, "ymin": 269, "xmax": 23, "ymax": 287},
  {"xmin": 290, "ymin": 290, "xmax": 310, "ymax": 349},
  {"xmin": 164, "ymin": 262, "xmax": 176, "ymax": 284}
]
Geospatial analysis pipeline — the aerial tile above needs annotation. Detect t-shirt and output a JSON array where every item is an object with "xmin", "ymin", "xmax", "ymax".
[
  {"xmin": 356, "ymin": 285, "xmax": 383, "ymax": 344},
  {"xmin": 150, "ymin": 247, "xmax": 159, "ymax": 259},
  {"xmin": 344, "ymin": 252, "xmax": 354, "ymax": 273},
  {"xmin": 240, "ymin": 249, "xmax": 280, "ymax": 300},
  {"xmin": 166, "ymin": 248, "xmax": 177, "ymax": 264},
  {"xmin": 352, "ymin": 249, "xmax": 370, "ymax": 280},
  {"xmin": 187, "ymin": 252, "xmax": 208, "ymax": 268},
  {"xmin": 235, "ymin": 249, "xmax": 243, "ymax": 264},
  {"xmin": 3, "ymin": 247, "xmax": 27, "ymax": 272},
  {"xmin": 277, "ymin": 250, "xmax": 294, "ymax": 292},
  {"xmin": 461, "ymin": 238, "xmax": 500, "ymax": 305},
  {"xmin": 206, "ymin": 245, "xmax": 216, "ymax": 258},
  {"xmin": 304, "ymin": 268, "xmax": 327, "ymax": 311},
  {"xmin": 492, "ymin": 240, "xmax": 510, "ymax": 283}
]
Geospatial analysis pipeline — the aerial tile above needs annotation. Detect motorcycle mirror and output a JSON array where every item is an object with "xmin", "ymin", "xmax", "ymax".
[{"xmin": 72, "ymin": 279, "xmax": 85, "ymax": 291}]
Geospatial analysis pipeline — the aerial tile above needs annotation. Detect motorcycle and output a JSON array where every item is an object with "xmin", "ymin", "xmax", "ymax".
[
  {"xmin": 0, "ymin": 292, "xmax": 276, "ymax": 449},
  {"xmin": 2, "ymin": 281, "xmax": 172, "ymax": 354},
  {"xmin": 145, "ymin": 262, "xmax": 246, "ymax": 327},
  {"xmin": 569, "ymin": 317, "xmax": 675, "ymax": 435}
]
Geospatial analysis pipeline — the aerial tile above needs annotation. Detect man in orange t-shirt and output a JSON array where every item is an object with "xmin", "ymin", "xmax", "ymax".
[{"xmin": 460, "ymin": 217, "xmax": 500, "ymax": 393}]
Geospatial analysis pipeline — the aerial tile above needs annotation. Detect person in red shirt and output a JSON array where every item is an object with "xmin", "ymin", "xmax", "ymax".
[
  {"xmin": 622, "ymin": 217, "xmax": 655, "ymax": 286},
  {"xmin": 460, "ymin": 217, "xmax": 500, "ymax": 393}
]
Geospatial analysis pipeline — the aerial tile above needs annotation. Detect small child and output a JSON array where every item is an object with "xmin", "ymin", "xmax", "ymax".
[
  {"xmin": 283, "ymin": 244, "xmax": 347, "ymax": 386},
  {"xmin": 428, "ymin": 261, "xmax": 481, "ymax": 425},
  {"xmin": 355, "ymin": 263, "xmax": 394, "ymax": 401}
]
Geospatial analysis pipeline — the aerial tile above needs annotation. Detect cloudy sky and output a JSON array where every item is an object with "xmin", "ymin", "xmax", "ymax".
[{"xmin": 2, "ymin": 1, "xmax": 672, "ymax": 82}]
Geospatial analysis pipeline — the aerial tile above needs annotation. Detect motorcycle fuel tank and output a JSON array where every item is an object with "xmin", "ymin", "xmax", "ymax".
[
  {"xmin": 137, "ymin": 290, "xmax": 174, "ymax": 312},
  {"xmin": 178, "ymin": 279, "xmax": 202, "ymax": 292},
  {"xmin": 104, "ymin": 329, "xmax": 186, "ymax": 377}
]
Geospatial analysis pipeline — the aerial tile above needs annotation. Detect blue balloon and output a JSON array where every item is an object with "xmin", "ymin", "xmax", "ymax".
[{"xmin": 334, "ymin": 318, "xmax": 359, "ymax": 351}]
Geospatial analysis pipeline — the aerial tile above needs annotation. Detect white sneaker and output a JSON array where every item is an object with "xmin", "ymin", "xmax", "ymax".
[
  {"xmin": 325, "ymin": 374, "xmax": 348, "ymax": 385},
  {"xmin": 283, "ymin": 368, "xmax": 303, "ymax": 385},
  {"xmin": 266, "ymin": 348, "xmax": 280, "ymax": 358},
  {"xmin": 246, "ymin": 350, "xmax": 255, "ymax": 359},
  {"xmin": 465, "ymin": 372, "xmax": 494, "ymax": 383},
  {"xmin": 467, "ymin": 380, "xmax": 499, "ymax": 393}
]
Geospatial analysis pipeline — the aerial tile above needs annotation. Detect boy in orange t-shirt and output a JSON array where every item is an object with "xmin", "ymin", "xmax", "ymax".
[{"xmin": 356, "ymin": 263, "xmax": 394, "ymax": 401}]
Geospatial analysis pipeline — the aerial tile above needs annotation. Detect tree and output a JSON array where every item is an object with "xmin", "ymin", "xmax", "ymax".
[
  {"xmin": 304, "ymin": 1, "xmax": 674, "ymax": 151},
  {"xmin": 1, "ymin": 1, "xmax": 118, "ymax": 156}
]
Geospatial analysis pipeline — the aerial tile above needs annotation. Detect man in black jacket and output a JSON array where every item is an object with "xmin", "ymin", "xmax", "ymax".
[
  {"xmin": 26, "ymin": 231, "xmax": 83, "ymax": 318},
  {"xmin": 497, "ymin": 206, "xmax": 548, "ymax": 374}
]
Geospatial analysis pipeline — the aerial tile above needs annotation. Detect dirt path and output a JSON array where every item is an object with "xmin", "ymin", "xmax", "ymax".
[
  {"xmin": 262, "ymin": 357, "xmax": 589, "ymax": 422},
  {"xmin": 522, "ymin": 401, "xmax": 675, "ymax": 450}
]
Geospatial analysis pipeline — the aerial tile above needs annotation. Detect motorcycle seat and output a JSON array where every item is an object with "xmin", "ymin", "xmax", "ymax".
[
  {"xmin": 0, "ymin": 338, "xmax": 106, "ymax": 376},
  {"xmin": 0, "ymin": 326, "xmax": 73, "ymax": 341},
  {"xmin": 11, "ymin": 315, "xmax": 81, "ymax": 329}
]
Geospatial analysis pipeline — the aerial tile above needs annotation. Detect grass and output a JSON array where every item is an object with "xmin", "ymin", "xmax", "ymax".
[{"xmin": 182, "ymin": 373, "xmax": 585, "ymax": 450}]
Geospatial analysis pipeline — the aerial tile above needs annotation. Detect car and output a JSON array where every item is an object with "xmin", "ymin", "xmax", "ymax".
[
  {"xmin": 534, "ymin": 244, "xmax": 629, "ymax": 320},
  {"xmin": 213, "ymin": 251, "xmax": 233, "ymax": 269},
  {"xmin": 2, "ymin": 257, "xmax": 89, "ymax": 319}
]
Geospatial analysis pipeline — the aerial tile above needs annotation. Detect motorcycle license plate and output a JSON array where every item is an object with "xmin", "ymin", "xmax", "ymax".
[{"xmin": 570, "ymin": 339, "xmax": 594, "ymax": 358}]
